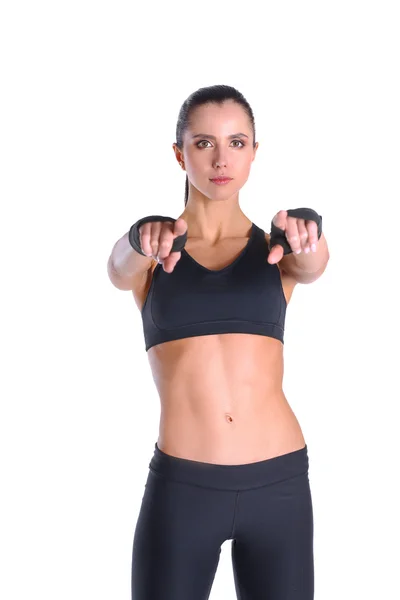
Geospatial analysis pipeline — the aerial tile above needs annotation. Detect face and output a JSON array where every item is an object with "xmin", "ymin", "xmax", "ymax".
[{"xmin": 173, "ymin": 100, "xmax": 258, "ymax": 200}]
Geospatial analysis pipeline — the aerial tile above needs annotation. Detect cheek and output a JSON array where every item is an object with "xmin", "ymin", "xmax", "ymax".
[
  {"xmin": 238, "ymin": 157, "xmax": 253, "ymax": 178},
  {"xmin": 185, "ymin": 151, "xmax": 206, "ymax": 173}
]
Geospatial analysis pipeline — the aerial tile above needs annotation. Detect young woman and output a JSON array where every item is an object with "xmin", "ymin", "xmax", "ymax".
[{"xmin": 108, "ymin": 85, "xmax": 329, "ymax": 600}]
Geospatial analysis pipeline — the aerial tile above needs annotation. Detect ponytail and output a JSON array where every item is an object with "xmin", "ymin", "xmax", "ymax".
[{"xmin": 184, "ymin": 175, "xmax": 189, "ymax": 206}]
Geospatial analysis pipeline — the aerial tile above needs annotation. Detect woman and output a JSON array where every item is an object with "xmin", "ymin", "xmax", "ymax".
[{"xmin": 107, "ymin": 85, "xmax": 329, "ymax": 600}]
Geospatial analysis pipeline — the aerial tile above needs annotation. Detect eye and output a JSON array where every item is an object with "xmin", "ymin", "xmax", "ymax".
[
  {"xmin": 196, "ymin": 139, "xmax": 245, "ymax": 148},
  {"xmin": 231, "ymin": 140, "xmax": 245, "ymax": 148},
  {"xmin": 197, "ymin": 140, "xmax": 212, "ymax": 148}
]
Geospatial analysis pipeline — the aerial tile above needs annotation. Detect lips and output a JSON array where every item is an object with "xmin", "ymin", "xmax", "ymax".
[{"xmin": 210, "ymin": 177, "xmax": 233, "ymax": 183}]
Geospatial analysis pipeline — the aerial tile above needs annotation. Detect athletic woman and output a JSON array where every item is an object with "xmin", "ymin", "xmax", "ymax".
[{"xmin": 107, "ymin": 84, "xmax": 329, "ymax": 600}]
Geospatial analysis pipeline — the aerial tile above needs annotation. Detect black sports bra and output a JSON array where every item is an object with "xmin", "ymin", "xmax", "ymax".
[{"xmin": 140, "ymin": 222, "xmax": 287, "ymax": 351}]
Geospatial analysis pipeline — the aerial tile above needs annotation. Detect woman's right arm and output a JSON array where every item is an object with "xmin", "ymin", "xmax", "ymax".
[
  {"xmin": 107, "ymin": 218, "xmax": 187, "ymax": 290},
  {"xmin": 107, "ymin": 231, "xmax": 153, "ymax": 291}
]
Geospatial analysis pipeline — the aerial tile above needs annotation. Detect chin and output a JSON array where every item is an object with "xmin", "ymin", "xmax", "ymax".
[
  {"xmin": 213, "ymin": 185, "xmax": 243, "ymax": 201},
  {"xmin": 190, "ymin": 179, "xmax": 243, "ymax": 201}
]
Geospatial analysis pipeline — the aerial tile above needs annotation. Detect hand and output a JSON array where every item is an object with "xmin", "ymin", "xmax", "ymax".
[
  {"xmin": 268, "ymin": 209, "xmax": 319, "ymax": 265},
  {"xmin": 139, "ymin": 218, "xmax": 188, "ymax": 273}
]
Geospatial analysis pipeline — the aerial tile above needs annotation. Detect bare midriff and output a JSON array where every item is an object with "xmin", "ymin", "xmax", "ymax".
[{"xmin": 147, "ymin": 332, "xmax": 306, "ymax": 465}]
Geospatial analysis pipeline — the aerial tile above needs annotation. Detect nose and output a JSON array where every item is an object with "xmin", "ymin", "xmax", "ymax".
[{"xmin": 213, "ymin": 158, "xmax": 227, "ymax": 169}]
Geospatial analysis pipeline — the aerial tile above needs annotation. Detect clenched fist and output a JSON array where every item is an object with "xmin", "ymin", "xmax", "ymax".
[
  {"xmin": 139, "ymin": 218, "xmax": 188, "ymax": 273},
  {"xmin": 268, "ymin": 209, "xmax": 321, "ymax": 265}
]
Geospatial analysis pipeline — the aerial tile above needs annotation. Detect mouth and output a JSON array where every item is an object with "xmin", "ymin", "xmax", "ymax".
[{"xmin": 210, "ymin": 177, "xmax": 233, "ymax": 185}]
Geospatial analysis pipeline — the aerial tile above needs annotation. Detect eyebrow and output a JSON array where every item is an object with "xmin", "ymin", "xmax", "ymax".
[{"xmin": 191, "ymin": 132, "xmax": 249, "ymax": 140}]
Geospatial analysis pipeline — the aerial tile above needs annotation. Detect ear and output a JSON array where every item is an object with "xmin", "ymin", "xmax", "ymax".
[
  {"xmin": 252, "ymin": 141, "xmax": 259, "ymax": 161},
  {"xmin": 172, "ymin": 143, "xmax": 183, "ymax": 165}
]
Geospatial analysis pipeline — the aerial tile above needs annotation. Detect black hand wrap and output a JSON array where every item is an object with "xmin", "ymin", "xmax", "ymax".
[
  {"xmin": 128, "ymin": 215, "xmax": 188, "ymax": 256},
  {"xmin": 269, "ymin": 208, "xmax": 323, "ymax": 255}
]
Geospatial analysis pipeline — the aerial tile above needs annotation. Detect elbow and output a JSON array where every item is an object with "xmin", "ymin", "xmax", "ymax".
[{"xmin": 107, "ymin": 257, "xmax": 132, "ymax": 291}]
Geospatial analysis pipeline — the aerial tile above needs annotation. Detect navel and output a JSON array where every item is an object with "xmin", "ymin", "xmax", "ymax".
[{"xmin": 225, "ymin": 413, "xmax": 234, "ymax": 423}]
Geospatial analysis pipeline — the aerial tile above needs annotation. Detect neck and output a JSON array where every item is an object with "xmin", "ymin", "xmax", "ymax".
[{"xmin": 179, "ymin": 190, "xmax": 251, "ymax": 243}]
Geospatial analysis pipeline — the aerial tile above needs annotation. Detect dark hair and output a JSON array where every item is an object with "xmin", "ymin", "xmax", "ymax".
[{"xmin": 175, "ymin": 85, "xmax": 257, "ymax": 206}]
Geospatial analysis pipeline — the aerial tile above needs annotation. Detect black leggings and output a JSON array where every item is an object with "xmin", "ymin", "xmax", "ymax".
[{"xmin": 131, "ymin": 443, "xmax": 314, "ymax": 599}]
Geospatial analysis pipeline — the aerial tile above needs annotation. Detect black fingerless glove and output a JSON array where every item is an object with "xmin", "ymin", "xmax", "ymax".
[
  {"xmin": 269, "ymin": 208, "xmax": 323, "ymax": 255},
  {"xmin": 128, "ymin": 215, "xmax": 188, "ymax": 256}
]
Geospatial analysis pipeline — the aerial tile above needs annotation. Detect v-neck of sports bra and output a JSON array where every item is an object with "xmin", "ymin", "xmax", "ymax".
[{"xmin": 181, "ymin": 222, "xmax": 256, "ymax": 274}]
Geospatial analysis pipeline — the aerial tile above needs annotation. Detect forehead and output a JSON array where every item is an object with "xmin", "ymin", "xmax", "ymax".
[{"xmin": 186, "ymin": 101, "xmax": 251, "ymax": 136}]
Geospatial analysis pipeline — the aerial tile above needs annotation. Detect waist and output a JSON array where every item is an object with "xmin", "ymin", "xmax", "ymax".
[{"xmin": 158, "ymin": 390, "xmax": 305, "ymax": 464}]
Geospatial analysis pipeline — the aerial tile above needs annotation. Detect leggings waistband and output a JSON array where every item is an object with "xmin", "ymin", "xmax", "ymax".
[{"xmin": 149, "ymin": 443, "xmax": 309, "ymax": 491}]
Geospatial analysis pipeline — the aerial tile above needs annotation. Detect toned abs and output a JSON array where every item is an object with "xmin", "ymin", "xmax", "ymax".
[{"xmin": 132, "ymin": 233, "xmax": 306, "ymax": 465}]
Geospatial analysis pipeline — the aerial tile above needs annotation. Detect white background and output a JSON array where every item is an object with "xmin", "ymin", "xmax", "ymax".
[{"xmin": 1, "ymin": 1, "xmax": 399, "ymax": 598}]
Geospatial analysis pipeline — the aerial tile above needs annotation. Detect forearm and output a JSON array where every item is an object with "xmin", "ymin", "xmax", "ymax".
[{"xmin": 108, "ymin": 231, "xmax": 152, "ymax": 280}]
